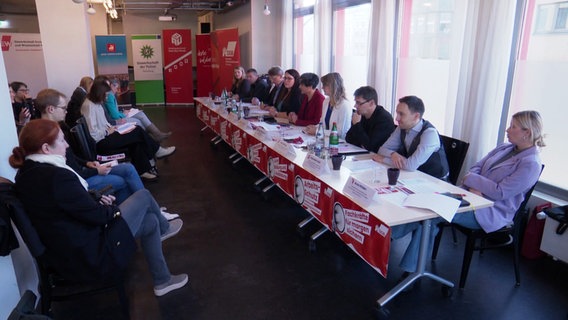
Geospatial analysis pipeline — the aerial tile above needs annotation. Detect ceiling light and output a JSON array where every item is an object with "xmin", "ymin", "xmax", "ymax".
[
  {"xmin": 87, "ymin": 4, "xmax": 96, "ymax": 15},
  {"xmin": 72, "ymin": 0, "xmax": 85, "ymax": 3},
  {"xmin": 263, "ymin": 1, "xmax": 271, "ymax": 16}
]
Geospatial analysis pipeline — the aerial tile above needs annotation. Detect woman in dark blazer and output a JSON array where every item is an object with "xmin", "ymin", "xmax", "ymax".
[
  {"xmin": 10, "ymin": 119, "xmax": 188, "ymax": 296},
  {"xmin": 268, "ymin": 69, "xmax": 302, "ymax": 118}
]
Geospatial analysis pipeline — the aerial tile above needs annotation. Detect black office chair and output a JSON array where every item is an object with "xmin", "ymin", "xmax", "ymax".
[
  {"xmin": 1, "ymin": 181, "xmax": 130, "ymax": 318},
  {"xmin": 72, "ymin": 117, "xmax": 128, "ymax": 162},
  {"xmin": 431, "ymin": 135, "xmax": 470, "ymax": 256},
  {"xmin": 440, "ymin": 135, "xmax": 470, "ymax": 185},
  {"xmin": 433, "ymin": 165, "xmax": 544, "ymax": 289}
]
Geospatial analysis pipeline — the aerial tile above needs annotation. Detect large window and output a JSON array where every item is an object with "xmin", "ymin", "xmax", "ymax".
[
  {"xmin": 508, "ymin": 0, "xmax": 568, "ymax": 191},
  {"xmin": 293, "ymin": 0, "xmax": 315, "ymax": 73},
  {"xmin": 333, "ymin": 1, "xmax": 372, "ymax": 97},
  {"xmin": 395, "ymin": 0, "xmax": 462, "ymax": 135}
]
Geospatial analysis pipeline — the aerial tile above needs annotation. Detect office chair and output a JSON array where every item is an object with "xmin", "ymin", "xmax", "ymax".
[
  {"xmin": 432, "ymin": 165, "xmax": 544, "ymax": 289},
  {"xmin": 1, "ymin": 181, "xmax": 130, "ymax": 318},
  {"xmin": 72, "ymin": 117, "xmax": 128, "ymax": 162},
  {"xmin": 431, "ymin": 135, "xmax": 470, "ymax": 256},
  {"xmin": 440, "ymin": 135, "xmax": 470, "ymax": 185}
]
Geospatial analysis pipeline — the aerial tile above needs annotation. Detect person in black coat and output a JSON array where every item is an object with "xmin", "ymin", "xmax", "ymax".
[
  {"xmin": 65, "ymin": 76, "xmax": 93, "ymax": 128},
  {"xmin": 345, "ymin": 86, "xmax": 396, "ymax": 152},
  {"xmin": 241, "ymin": 68, "xmax": 269, "ymax": 104},
  {"xmin": 10, "ymin": 119, "xmax": 188, "ymax": 296}
]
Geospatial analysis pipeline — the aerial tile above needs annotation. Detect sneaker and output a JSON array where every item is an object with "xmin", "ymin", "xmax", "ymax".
[
  {"xmin": 161, "ymin": 209, "xmax": 180, "ymax": 221},
  {"xmin": 160, "ymin": 219, "xmax": 183, "ymax": 241},
  {"xmin": 156, "ymin": 146, "xmax": 176, "ymax": 159},
  {"xmin": 154, "ymin": 273, "xmax": 189, "ymax": 297},
  {"xmin": 140, "ymin": 172, "xmax": 158, "ymax": 182}
]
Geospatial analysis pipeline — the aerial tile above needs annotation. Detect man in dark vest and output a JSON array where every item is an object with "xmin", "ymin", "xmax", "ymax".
[
  {"xmin": 372, "ymin": 95, "xmax": 449, "ymax": 277},
  {"xmin": 373, "ymin": 95, "xmax": 449, "ymax": 180}
]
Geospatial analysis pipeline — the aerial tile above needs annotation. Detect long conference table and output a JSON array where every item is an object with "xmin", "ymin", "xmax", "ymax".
[{"xmin": 194, "ymin": 97, "xmax": 493, "ymax": 311}]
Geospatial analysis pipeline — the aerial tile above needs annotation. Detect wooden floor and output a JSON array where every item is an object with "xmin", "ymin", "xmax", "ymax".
[{"xmin": 51, "ymin": 105, "xmax": 568, "ymax": 320}]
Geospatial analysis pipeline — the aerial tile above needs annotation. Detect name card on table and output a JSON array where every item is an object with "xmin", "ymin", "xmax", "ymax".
[
  {"xmin": 228, "ymin": 112, "xmax": 239, "ymax": 122},
  {"xmin": 237, "ymin": 118, "xmax": 250, "ymax": 128},
  {"xmin": 273, "ymin": 140, "xmax": 297, "ymax": 159},
  {"xmin": 343, "ymin": 176, "xmax": 376, "ymax": 206},
  {"xmin": 302, "ymin": 153, "xmax": 330, "ymax": 175}
]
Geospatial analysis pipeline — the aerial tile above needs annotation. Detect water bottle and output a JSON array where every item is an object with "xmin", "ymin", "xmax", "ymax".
[
  {"xmin": 329, "ymin": 122, "xmax": 339, "ymax": 156},
  {"xmin": 314, "ymin": 122, "xmax": 325, "ymax": 158}
]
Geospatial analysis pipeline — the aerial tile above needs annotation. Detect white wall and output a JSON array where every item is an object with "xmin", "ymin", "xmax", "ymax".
[
  {"xmin": 251, "ymin": 0, "xmax": 284, "ymax": 74},
  {"xmin": 36, "ymin": 0, "xmax": 95, "ymax": 97}
]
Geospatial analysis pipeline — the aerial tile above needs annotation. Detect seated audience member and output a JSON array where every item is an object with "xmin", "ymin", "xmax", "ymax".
[
  {"xmin": 36, "ymin": 88, "xmax": 144, "ymax": 202},
  {"xmin": 288, "ymin": 72, "xmax": 324, "ymax": 126},
  {"xmin": 304, "ymin": 72, "xmax": 352, "ymax": 139},
  {"xmin": 103, "ymin": 77, "xmax": 172, "ymax": 142},
  {"xmin": 81, "ymin": 77, "xmax": 175, "ymax": 180},
  {"xmin": 230, "ymin": 66, "xmax": 251, "ymax": 101},
  {"xmin": 373, "ymin": 95, "xmax": 449, "ymax": 179},
  {"xmin": 390, "ymin": 110, "xmax": 545, "ymax": 274},
  {"xmin": 66, "ymin": 76, "xmax": 93, "ymax": 128},
  {"xmin": 10, "ymin": 119, "xmax": 187, "ymax": 296},
  {"xmin": 241, "ymin": 68, "xmax": 269, "ymax": 104},
  {"xmin": 36, "ymin": 88, "xmax": 180, "ymax": 219},
  {"xmin": 345, "ymin": 86, "xmax": 395, "ymax": 152},
  {"xmin": 10, "ymin": 81, "xmax": 39, "ymax": 130},
  {"xmin": 267, "ymin": 69, "xmax": 302, "ymax": 119},
  {"xmin": 262, "ymin": 66, "xmax": 285, "ymax": 106}
]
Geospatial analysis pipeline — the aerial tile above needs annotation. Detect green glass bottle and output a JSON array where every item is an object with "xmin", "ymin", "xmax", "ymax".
[{"xmin": 329, "ymin": 122, "xmax": 339, "ymax": 156}]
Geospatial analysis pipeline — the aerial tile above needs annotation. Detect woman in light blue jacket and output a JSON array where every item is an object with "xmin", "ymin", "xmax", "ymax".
[
  {"xmin": 456, "ymin": 110, "xmax": 545, "ymax": 232},
  {"xmin": 393, "ymin": 110, "xmax": 545, "ymax": 273}
]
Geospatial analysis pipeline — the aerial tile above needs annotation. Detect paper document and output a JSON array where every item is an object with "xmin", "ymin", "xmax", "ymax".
[
  {"xmin": 342, "ymin": 159, "xmax": 382, "ymax": 172},
  {"xmin": 125, "ymin": 108, "xmax": 141, "ymax": 117},
  {"xmin": 115, "ymin": 122, "xmax": 136, "ymax": 134},
  {"xmin": 402, "ymin": 193, "xmax": 461, "ymax": 222}
]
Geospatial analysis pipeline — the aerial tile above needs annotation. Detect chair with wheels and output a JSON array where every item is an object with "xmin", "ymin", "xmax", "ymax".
[
  {"xmin": 433, "ymin": 165, "xmax": 543, "ymax": 289},
  {"xmin": 1, "ymin": 180, "xmax": 130, "ymax": 318}
]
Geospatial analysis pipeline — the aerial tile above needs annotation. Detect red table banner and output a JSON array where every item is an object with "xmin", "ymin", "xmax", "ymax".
[
  {"xmin": 266, "ymin": 150, "xmax": 296, "ymax": 198},
  {"xmin": 196, "ymin": 34, "xmax": 213, "ymax": 97},
  {"xmin": 246, "ymin": 135, "xmax": 269, "ymax": 175},
  {"xmin": 293, "ymin": 167, "xmax": 334, "ymax": 229},
  {"xmin": 162, "ymin": 29, "xmax": 193, "ymax": 104},
  {"xmin": 333, "ymin": 193, "xmax": 391, "ymax": 277},
  {"xmin": 231, "ymin": 126, "xmax": 249, "ymax": 156}
]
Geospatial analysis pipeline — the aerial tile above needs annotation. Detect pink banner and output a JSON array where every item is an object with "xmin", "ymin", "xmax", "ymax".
[
  {"xmin": 196, "ymin": 34, "xmax": 213, "ymax": 97},
  {"xmin": 162, "ymin": 29, "xmax": 194, "ymax": 104},
  {"xmin": 210, "ymin": 28, "xmax": 240, "ymax": 95}
]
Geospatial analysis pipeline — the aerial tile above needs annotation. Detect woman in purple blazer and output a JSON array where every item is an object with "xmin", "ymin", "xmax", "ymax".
[
  {"xmin": 455, "ymin": 110, "xmax": 545, "ymax": 232},
  {"xmin": 392, "ymin": 110, "xmax": 545, "ymax": 274}
]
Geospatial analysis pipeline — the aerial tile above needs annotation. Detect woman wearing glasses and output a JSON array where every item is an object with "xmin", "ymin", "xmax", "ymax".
[
  {"xmin": 10, "ymin": 81, "xmax": 39, "ymax": 130},
  {"xmin": 267, "ymin": 69, "xmax": 302, "ymax": 119}
]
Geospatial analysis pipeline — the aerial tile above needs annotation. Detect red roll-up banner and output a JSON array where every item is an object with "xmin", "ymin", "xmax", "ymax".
[
  {"xmin": 210, "ymin": 28, "xmax": 240, "ymax": 95},
  {"xmin": 196, "ymin": 34, "xmax": 213, "ymax": 98},
  {"xmin": 162, "ymin": 29, "xmax": 194, "ymax": 104}
]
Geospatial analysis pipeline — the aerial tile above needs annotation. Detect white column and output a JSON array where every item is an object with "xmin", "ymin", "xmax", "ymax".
[{"xmin": 35, "ymin": 0, "xmax": 95, "ymax": 97}]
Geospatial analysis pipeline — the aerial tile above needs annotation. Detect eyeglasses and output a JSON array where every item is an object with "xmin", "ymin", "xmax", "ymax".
[
  {"xmin": 354, "ymin": 99, "xmax": 370, "ymax": 106},
  {"xmin": 56, "ymin": 105, "xmax": 68, "ymax": 111},
  {"xmin": 18, "ymin": 88, "xmax": 30, "ymax": 93},
  {"xmin": 284, "ymin": 76, "xmax": 294, "ymax": 81}
]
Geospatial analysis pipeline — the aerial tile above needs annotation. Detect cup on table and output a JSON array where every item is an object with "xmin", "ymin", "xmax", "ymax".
[
  {"xmin": 387, "ymin": 168, "xmax": 400, "ymax": 185},
  {"xmin": 331, "ymin": 154, "xmax": 346, "ymax": 170}
]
